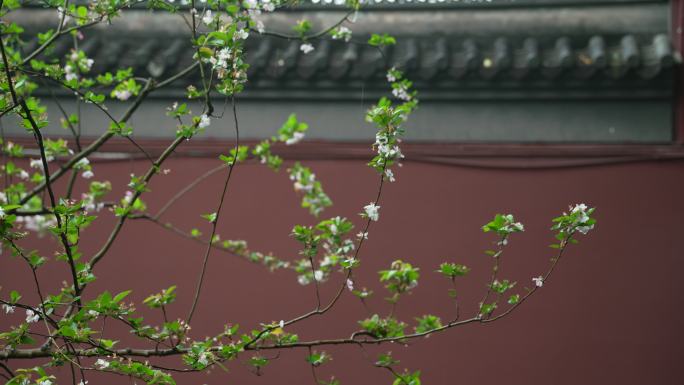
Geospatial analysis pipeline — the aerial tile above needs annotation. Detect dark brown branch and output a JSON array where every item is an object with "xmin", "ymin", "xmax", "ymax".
[
  {"xmin": 89, "ymin": 135, "xmax": 185, "ymax": 268},
  {"xmin": 13, "ymin": 60, "xmax": 198, "ymax": 209},
  {"xmin": 0, "ymin": 21, "xmax": 81, "ymax": 302},
  {"xmin": 0, "ymin": 233, "xmax": 574, "ymax": 361}
]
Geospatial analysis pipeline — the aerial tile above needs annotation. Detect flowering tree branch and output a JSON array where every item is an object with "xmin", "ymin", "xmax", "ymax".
[{"xmin": 0, "ymin": 2, "xmax": 597, "ymax": 385}]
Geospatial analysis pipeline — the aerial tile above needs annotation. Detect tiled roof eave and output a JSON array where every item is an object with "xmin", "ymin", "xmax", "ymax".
[{"xmin": 8, "ymin": 3, "xmax": 678, "ymax": 101}]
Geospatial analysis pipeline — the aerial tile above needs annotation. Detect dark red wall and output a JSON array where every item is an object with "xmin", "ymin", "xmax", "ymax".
[{"xmin": 2, "ymin": 155, "xmax": 684, "ymax": 385}]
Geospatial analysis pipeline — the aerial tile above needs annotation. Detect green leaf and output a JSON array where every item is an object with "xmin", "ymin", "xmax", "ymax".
[
  {"xmin": 293, "ymin": 19, "xmax": 312, "ymax": 36},
  {"xmin": 76, "ymin": 6, "xmax": 88, "ymax": 19},
  {"xmin": 201, "ymin": 212, "xmax": 217, "ymax": 223},
  {"xmin": 113, "ymin": 290, "xmax": 132, "ymax": 303},
  {"xmin": 306, "ymin": 351, "xmax": 331, "ymax": 367},
  {"xmin": 508, "ymin": 294, "xmax": 520, "ymax": 305},
  {"xmin": 375, "ymin": 352, "xmax": 399, "ymax": 367},
  {"xmin": 414, "ymin": 314, "xmax": 442, "ymax": 333},
  {"xmin": 368, "ymin": 33, "xmax": 396, "ymax": 47},
  {"xmin": 437, "ymin": 262, "xmax": 469, "ymax": 278},
  {"xmin": 10, "ymin": 290, "xmax": 21, "ymax": 304}
]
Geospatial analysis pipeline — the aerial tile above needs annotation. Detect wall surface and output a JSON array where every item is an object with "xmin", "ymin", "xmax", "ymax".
[
  {"xmin": 1, "ymin": 153, "xmax": 683, "ymax": 385},
  {"xmin": 1, "ymin": 98, "xmax": 674, "ymax": 143}
]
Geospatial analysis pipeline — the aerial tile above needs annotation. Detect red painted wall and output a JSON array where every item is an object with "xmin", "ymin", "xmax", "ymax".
[{"xmin": 2, "ymin": 155, "xmax": 683, "ymax": 385}]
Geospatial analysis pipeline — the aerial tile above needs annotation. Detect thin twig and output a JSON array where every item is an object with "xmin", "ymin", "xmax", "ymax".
[{"xmin": 187, "ymin": 95, "xmax": 240, "ymax": 323}]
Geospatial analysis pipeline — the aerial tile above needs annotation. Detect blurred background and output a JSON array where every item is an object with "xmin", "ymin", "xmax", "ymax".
[{"xmin": 2, "ymin": 0, "xmax": 684, "ymax": 384}]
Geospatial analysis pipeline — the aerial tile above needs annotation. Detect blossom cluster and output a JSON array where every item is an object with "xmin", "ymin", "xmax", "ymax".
[
  {"xmin": 292, "ymin": 216, "xmax": 356, "ymax": 285},
  {"xmin": 288, "ymin": 163, "xmax": 332, "ymax": 216},
  {"xmin": 365, "ymin": 68, "xmax": 418, "ymax": 176},
  {"xmin": 331, "ymin": 26, "xmax": 352, "ymax": 42},
  {"xmin": 63, "ymin": 49, "xmax": 94, "ymax": 83},
  {"xmin": 552, "ymin": 203, "xmax": 597, "ymax": 236}
]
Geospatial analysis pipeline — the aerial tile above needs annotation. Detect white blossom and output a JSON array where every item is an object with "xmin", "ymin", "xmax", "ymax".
[
  {"xmin": 570, "ymin": 203, "xmax": 594, "ymax": 234},
  {"xmin": 313, "ymin": 270, "xmax": 324, "ymax": 281},
  {"xmin": 82, "ymin": 170, "xmax": 94, "ymax": 179},
  {"xmin": 576, "ymin": 224, "xmax": 594, "ymax": 235},
  {"xmin": 202, "ymin": 9, "xmax": 213, "ymax": 25},
  {"xmin": 80, "ymin": 58, "xmax": 94, "ymax": 71},
  {"xmin": 198, "ymin": 114, "xmax": 211, "ymax": 129},
  {"xmin": 57, "ymin": 6, "xmax": 71, "ymax": 24},
  {"xmin": 18, "ymin": 170, "xmax": 29, "ymax": 180},
  {"xmin": 386, "ymin": 68, "xmax": 397, "ymax": 82},
  {"xmin": 81, "ymin": 193, "xmax": 104, "ymax": 212},
  {"xmin": 64, "ymin": 64, "xmax": 78, "ymax": 82},
  {"xmin": 212, "ymin": 48, "xmax": 232, "ymax": 70},
  {"xmin": 332, "ymin": 26, "xmax": 352, "ymax": 42},
  {"xmin": 197, "ymin": 352, "xmax": 209, "ymax": 366},
  {"xmin": 297, "ymin": 275, "xmax": 310, "ymax": 285},
  {"xmin": 320, "ymin": 255, "xmax": 334, "ymax": 268},
  {"xmin": 78, "ymin": 381, "xmax": 88, "ymax": 385},
  {"xmin": 2, "ymin": 304, "xmax": 14, "ymax": 314},
  {"xmin": 363, "ymin": 202, "xmax": 380, "ymax": 221},
  {"xmin": 113, "ymin": 89, "xmax": 132, "ymax": 101},
  {"xmin": 279, "ymin": 319, "xmax": 285, "ymax": 328},
  {"xmin": 0, "ymin": 207, "xmax": 5, "ymax": 219},
  {"xmin": 300, "ymin": 43, "xmax": 314, "ymax": 54},
  {"xmin": 376, "ymin": 140, "xmax": 404, "ymax": 160},
  {"xmin": 37, "ymin": 379, "xmax": 52, "ymax": 385},
  {"xmin": 123, "ymin": 190, "xmax": 134, "ymax": 204},
  {"xmin": 18, "ymin": 214, "xmax": 57, "ymax": 235},
  {"xmin": 75, "ymin": 157, "xmax": 90, "ymax": 169},
  {"xmin": 346, "ymin": 279, "xmax": 354, "ymax": 291},
  {"xmin": 30, "ymin": 158, "xmax": 43, "ymax": 169},
  {"xmin": 532, "ymin": 276, "xmax": 544, "ymax": 288},
  {"xmin": 285, "ymin": 131, "xmax": 305, "ymax": 145},
  {"xmin": 293, "ymin": 181, "xmax": 313, "ymax": 193},
  {"xmin": 262, "ymin": 2, "xmax": 275, "ymax": 12},
  {"xmin": 291, "ymin": 170, "xmax": 316, "ymax": 193},
  {"xmin": 571, "ymin": 203, "xmax": 588, "ymax": 214},
  {"xmin": 501, "ymin": 215, "xmax": 524, "ymax": 233},
  {"xmin": 392, "ymin": 85, "xmax": 411, "ymax": 101},
  {"xmin": 25, "ymin": 309, "xmax": 40, "ymax": 323},
  {"xmin": 385, "ymin": 169, "xmax": 395, "ymax": 182},
  {"xmin": 356, "ymin": 231, "xmax": 368, "ymax": 240},
  {"xmin": 235, "ymin": 29, "xmax": 249, "ymax": 40},
  {"xmin": 255, "ymin": 20, "xmax": 266, "ymax": 33},
  {"xmin": 94, "ymin": 359, "xmax": 110, "ymax": 369}
]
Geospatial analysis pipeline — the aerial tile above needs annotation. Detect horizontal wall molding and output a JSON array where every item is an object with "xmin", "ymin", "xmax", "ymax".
[{"xmin": 7, "ymin": 136, "xmax": 684, "ymax": 169}]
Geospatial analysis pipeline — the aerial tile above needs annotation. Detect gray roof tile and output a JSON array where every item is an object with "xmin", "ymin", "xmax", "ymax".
[{"xmin": 9, "ymin": 4, "xmax": 677, "ymax": 99}]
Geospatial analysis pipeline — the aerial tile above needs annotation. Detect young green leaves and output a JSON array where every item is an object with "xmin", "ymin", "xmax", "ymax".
[
  {"xmin": 379, "ymin": 260, "xmax": 420, "ymax": 295},
  {"xmin": 482, "ymin": 214, "xmax": 525, "ymax": 237},
  {"xmin": 437, "ymin": 262, "xmax": 470, "ymax": 279}
]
